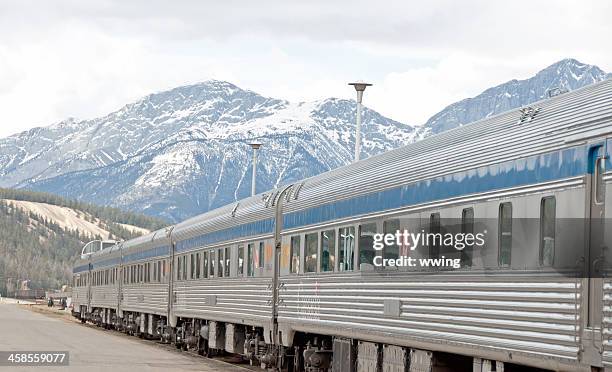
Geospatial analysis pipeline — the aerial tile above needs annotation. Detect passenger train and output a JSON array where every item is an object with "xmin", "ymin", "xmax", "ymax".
[{"xmin": 72, "ymin": 79, "xmax": 612, "ymax": 371}]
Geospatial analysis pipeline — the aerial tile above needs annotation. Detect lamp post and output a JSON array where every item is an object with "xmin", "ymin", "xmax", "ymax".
[
  {"xmin": 348, "ymin": 81, "xmax": 372, "ymax": 162},
  {"xmin": 248, "ymin": 142, "xmax": 262, "ymax": 196}
]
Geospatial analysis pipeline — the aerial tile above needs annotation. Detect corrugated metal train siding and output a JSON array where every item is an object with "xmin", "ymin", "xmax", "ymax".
[
  {"xmin": 278, "ymin": 273, "xmax": 582, "ymax": 363},
  {"xmin": 90, "ymin": 284, "xmax": 119, "ymax": 310},
  {"xmin": 121, "ymin": 283, "xmax": 169, "ymax": 316},
  {"xmin": 173, "ymin": 277, "xmax": 274, "ymax": 327},
  {"xmin": 602, "ymin": 279, "xmax": 612, "ymax": 367},
  {"xmin": 72, "ymin": 286, "xmax": 89, "ymax": 310}
]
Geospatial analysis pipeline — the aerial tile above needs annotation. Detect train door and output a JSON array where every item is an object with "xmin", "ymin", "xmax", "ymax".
[{"xmin": 587, "ymin": 144, "xmax": 606, "ymax": 329}]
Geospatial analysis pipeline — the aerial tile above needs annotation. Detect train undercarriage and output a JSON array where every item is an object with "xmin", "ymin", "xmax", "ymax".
[{"xmin": 73, "ymin": 307, "xmax": 566, "ymax": 372}]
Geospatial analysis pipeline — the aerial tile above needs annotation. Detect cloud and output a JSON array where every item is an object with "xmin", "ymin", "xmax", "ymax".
[{"xmin": 0, "ymin": 0, "xmax": 610, "ymax": 137}]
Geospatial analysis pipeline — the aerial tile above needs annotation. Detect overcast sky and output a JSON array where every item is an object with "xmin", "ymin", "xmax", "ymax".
[{"xmin": 0, "ymin": 0, "xmax": 610, "ymax": 138}]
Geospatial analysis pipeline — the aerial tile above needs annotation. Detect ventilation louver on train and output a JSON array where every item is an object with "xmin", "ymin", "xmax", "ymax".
[{"xmin": 517, "ymin": 106, "xmax": 540, "ymax": 124}]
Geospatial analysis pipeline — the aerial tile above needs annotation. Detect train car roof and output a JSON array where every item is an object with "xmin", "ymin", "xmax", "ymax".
[
  {"xmin": 172, "ymin": 189, "xmax": 277, "ymax": 243},
  {"xmin": 280, "ymin": 79, "xmax": 612, "ymax": 219},
  {"xmin": 120, "ymin": 227, "xmax": 172, "ymax": 254}
]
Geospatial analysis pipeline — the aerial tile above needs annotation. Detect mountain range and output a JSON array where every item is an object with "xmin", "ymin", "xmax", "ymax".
[{"xmin": 0, "ymin": 58, "xmax": 609, "ymax": 222}]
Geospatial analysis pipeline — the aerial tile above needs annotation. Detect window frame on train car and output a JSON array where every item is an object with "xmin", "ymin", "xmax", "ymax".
[
  {"xmin": 225, "ymin": 247, "xmax": 231, "ymax": 277},
  {"xmin": 290, "ymin": 235, "xmax": 301, "ymax": 274},
  {"xmin": 539, "ymin": 196, "xmax": 556, "ymax": 267},
  {"xmin": 183, "ymin": 254, "xmax": 188, "ymax": 281},
  {"xmin": 461, "ymin": 207, "xmax": 474, "ymax": 267},
  {"xmin": 305, "ymin": 232, "xmax": 318, "ymax": 273},
  {"xmin": 218, "ymin": 248, "xmax": 224, "ymax": 278},
  {"xmin": 210, "ymin": 250, "xmax": 216, "ymax": 278},
  {"xmin": 383, "ymin": 219, "xmax": 400, "ymax": 262},
  {"xmin": 429, "ymin": 213, "xmax": 441, "ymax": 260},
  {"xmin": 498, "ymin": 202, "xmax": 513, "ymax": 267},
  {"xmin": 247, "ymin": 243, "xmax": 255, "ymax": 276},
  {"xmin": 358, "ymin": 222, "xmax": 378, "ymax": 269},
  {"xmin": 320, "ymin": 229, "xmax": 336, "ymax": 273},
  {"xmin": 338, "ymin": 226, "xmax": 356, "ymax": 272},
  {"xmin": 190, "ymin": 253, "xmax": 196, "ymax": 280},
  {"xmin": 195, "ymin": 253, "xmax": 201, "ymax": 279},
  {"xmin": 238, "ymin": 245, "xmax": 245, "ymax": 277},
  {"xmin": 202, "ymin": 252, "xmax": 208, "ymax": 279},
  {"xmin": 258, "ymin": 242, "xmax": 264, "ymax": 270}
]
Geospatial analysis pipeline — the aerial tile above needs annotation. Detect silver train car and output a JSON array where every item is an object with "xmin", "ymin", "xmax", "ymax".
[{"xmin": 73, "ymin": 79, "xmax": 612, "ymax": 371}]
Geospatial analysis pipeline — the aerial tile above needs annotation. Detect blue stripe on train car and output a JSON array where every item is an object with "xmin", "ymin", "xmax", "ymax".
[
  {"xmin": 122, "ymin": 245, "xmax": 171, "ymax": 265},
  {"xmin": 283, "ymin": 144, "xmax": 589, "ymax": 229},
  {"xmin": 91, "ymin": 256, "xmax": 121, "ymax": 270},
  {"xmin": 175, "ymin": 218, "xmax": 275, "ymax": 254},
  {"xmin": 73, "ymin": 264, "xmax": 90, "ymax": 274},
  {"xmin": 106, "ymin": 143, "xmax": 591, "ymax": 262}
]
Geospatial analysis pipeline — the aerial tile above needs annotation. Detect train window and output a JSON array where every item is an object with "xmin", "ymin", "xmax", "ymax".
[
  {"xmin": 359, "ymin": 223, "xmax": 378, "ymax": 268},
  {"xmin": 339, "ymin": 226, "xmax": 355, "ymax": 271},
  {"xmin": 225, "ymin": 247, "xmax": 231, "ymax": 277},
  {"xmin": 203, "ymin": 252, "xmax": 208, "ymax": 279},
  {"xmin": 383, "ymin": 219, "xmax": 400, "ymax": 261},
  {"xmin": 540, "ymin": 197, "xmax": 556, "ymax": 266},
  {"xmin": 238, "ymin": 246, "xmax": 244, "ymax": 276},
  {"xmin": 195, "ymin": 253, "xmax": 201, "ymax": 279},
  {"xmin": 247, "ymin": 243, "xmax": 254, "ymax": 276},
  {"xmin": 211, "ymin": 250, "xmax": 216, "ymax": 277},
  {"xmin": 461, "ymin": 208, "xmax": 474, "ymax": 267},
  {"xmin": 177, "ymin": 256, "xmax": 182, "ymax": 281},
  {"xmin": 190, "ymin": 253, "xmax": 195, "ymax": 280},
  {"xmin": 429, "ymin": 213, "xmax": 441, "ymax": 259},
  {"xmin": 305, "ymin": 233, "xmax": 318, "ymax": 273},
  {"xmin": 218, "ymin": 249, "xmax": 224, "ymax": 278},
  {"xmin": 499, "ymin": 202, "xmax": 513, "ymax": 266},
  {"xmin": 161, "ymin": 260, "xmax": 166, "ymax": 282},
  {"xmin": 258, "ymin": 242, "xmax": 264, "ymax": 269},
  {"xmin": 182, "ymin": 255, "xmax": 188, "ymax": 281},
  {"xmin": 321, "ymin": 230, "xmax": 335, "ymax": 272},
  {"xmin": 290, "ymin": 236, "xmax": 301, "ymax": 274}
]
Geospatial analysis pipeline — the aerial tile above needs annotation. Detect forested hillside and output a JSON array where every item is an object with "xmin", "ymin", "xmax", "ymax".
[{"xmin": 0, "ymin": 189, "xmax": 169, "ymax": 293}]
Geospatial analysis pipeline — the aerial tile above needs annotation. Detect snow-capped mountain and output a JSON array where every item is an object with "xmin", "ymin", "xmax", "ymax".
[
  {"xmin": 1, "ymin": 58, "xmax": 608, "ymax": 222},
  {"xmin": 1, "ymin": 81, "xmax": 414, "ymax": 221},
  {"xmin": 416, "ymin": 58, "xmax": 610, "ymax": 137}
]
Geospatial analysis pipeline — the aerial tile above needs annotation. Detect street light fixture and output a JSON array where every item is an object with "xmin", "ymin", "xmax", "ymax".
[
  {"xmin": 348, "ymin": 81, "xmax": 372, "ymax": 162},
  {"xmin": 248, "ymin": 142, "xmax": 262, "ymax": 196}
]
